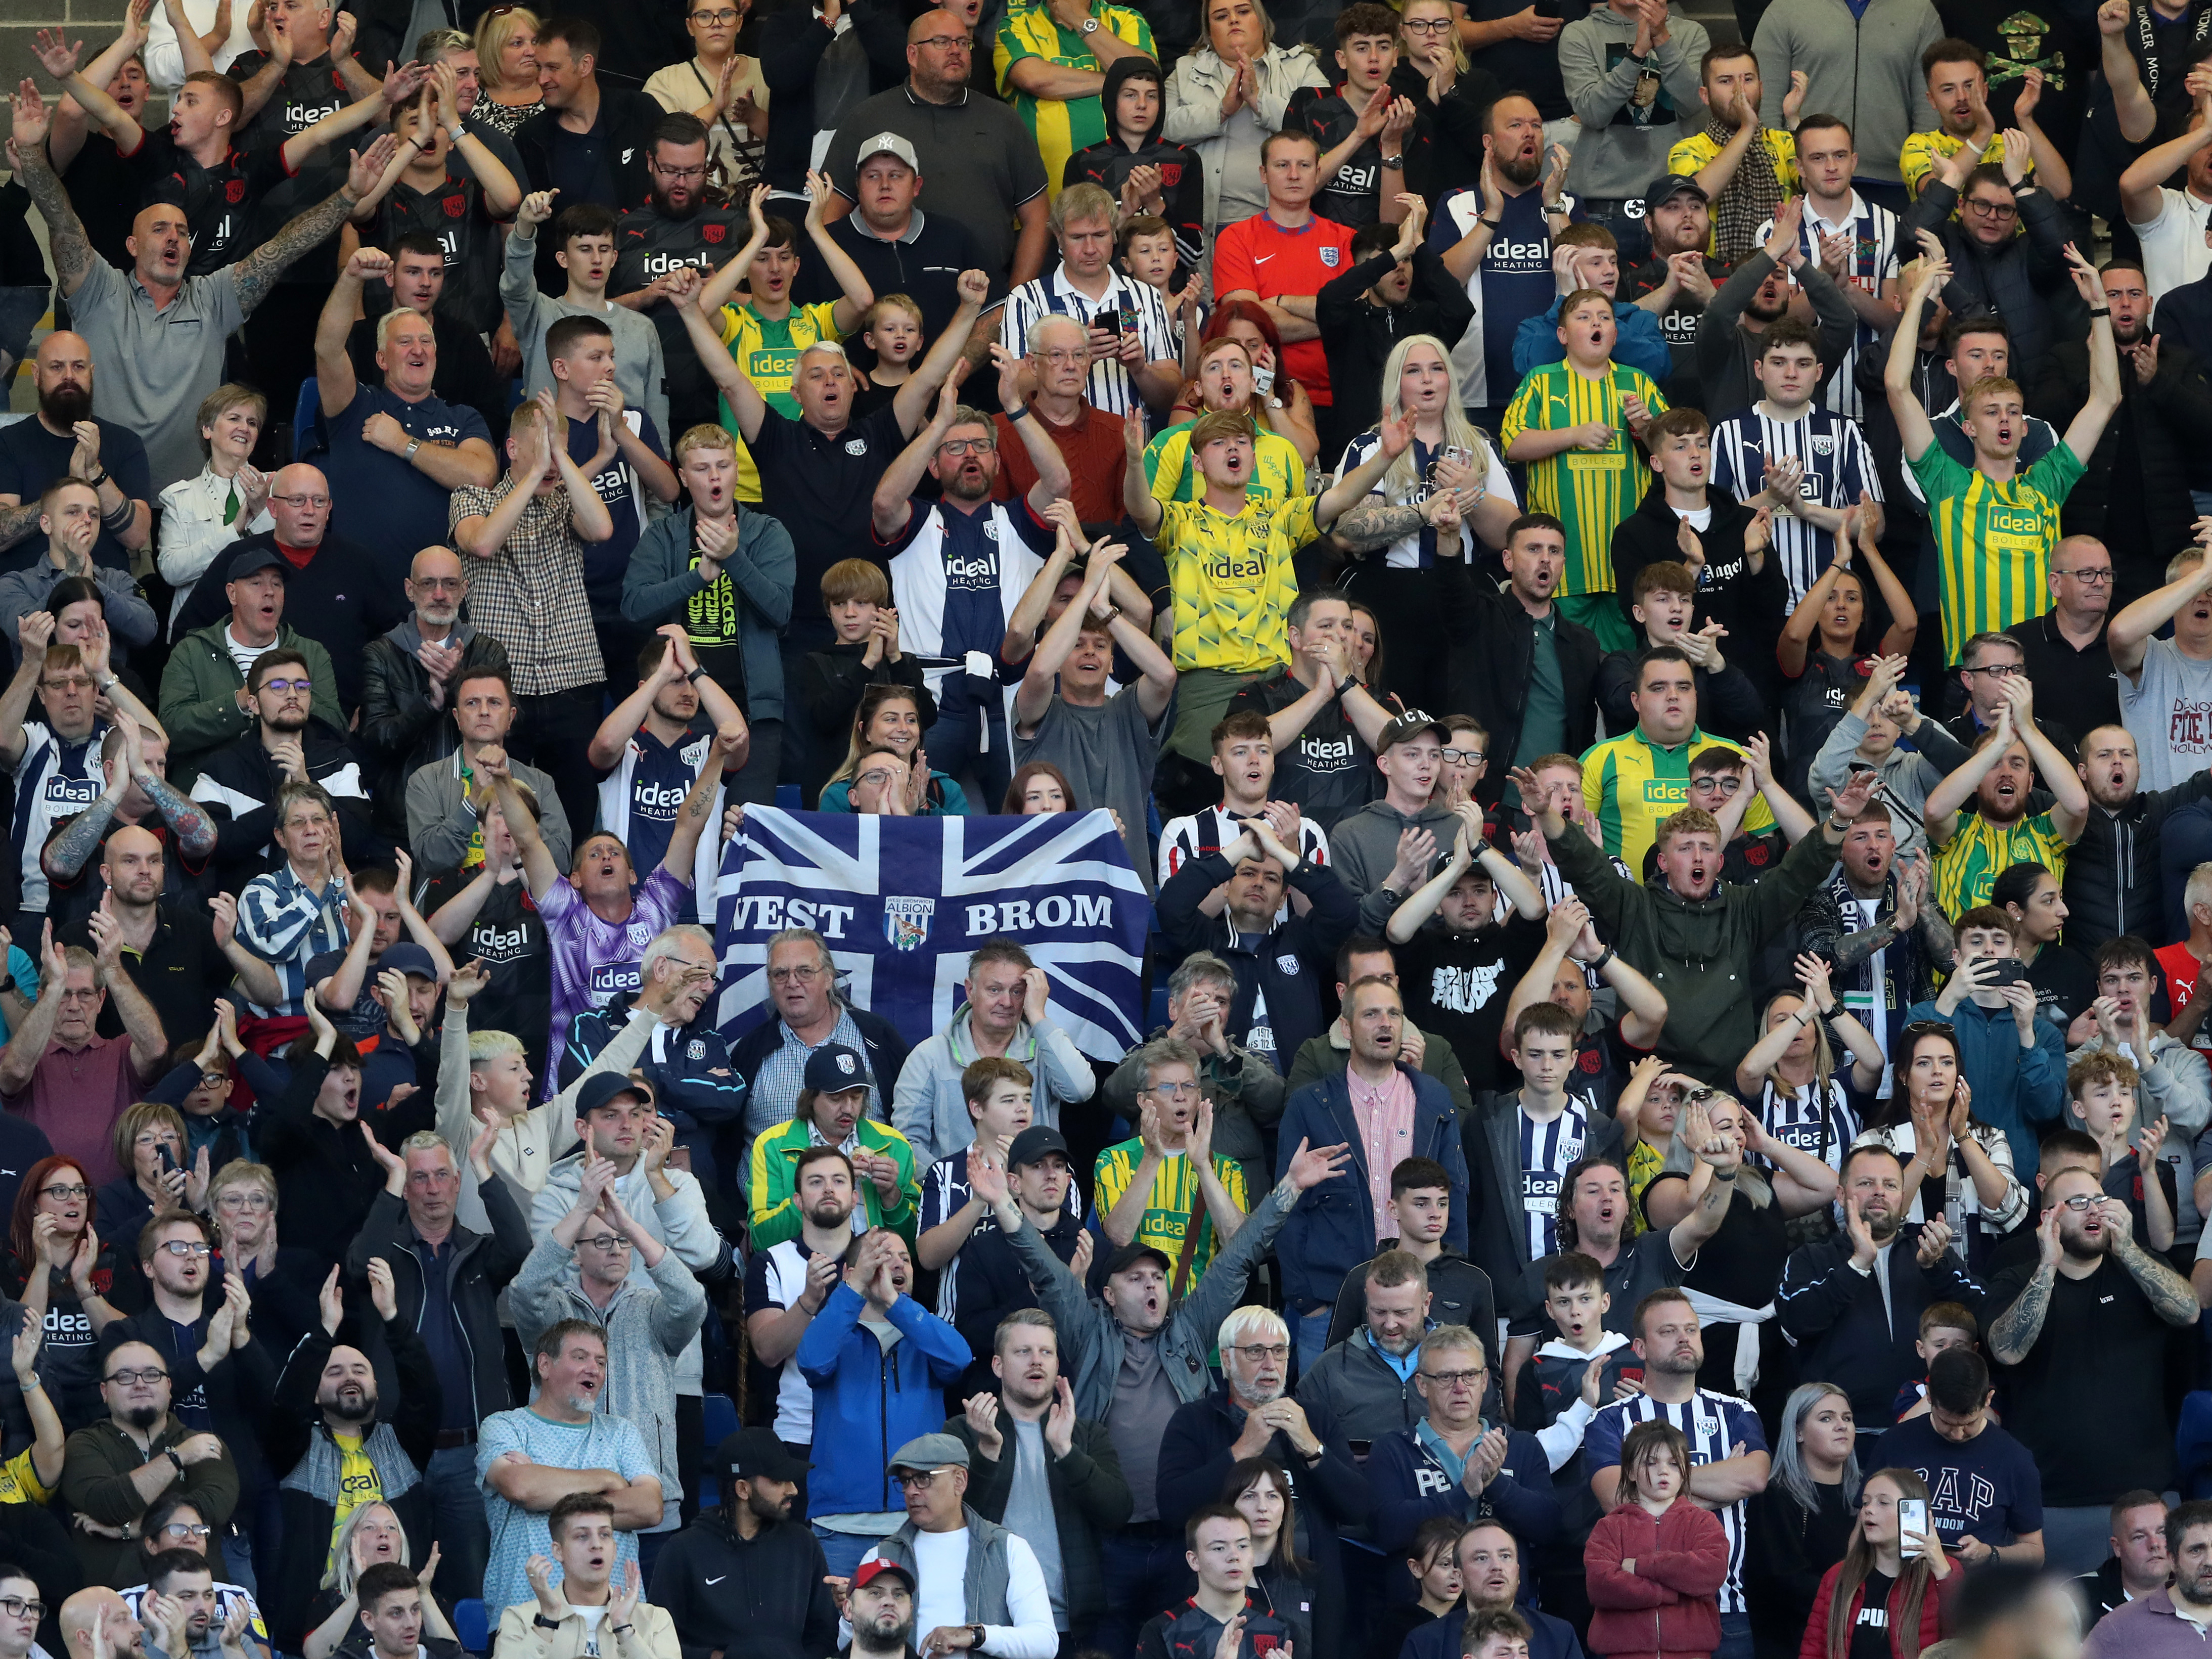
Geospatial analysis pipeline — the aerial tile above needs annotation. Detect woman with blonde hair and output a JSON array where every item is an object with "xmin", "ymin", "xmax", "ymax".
[
  {"xmin": 1333, "ymin": 332, "xmax": 1518, "ymax": 711},
  {"xmin": 301, "ymin": 1500, "xmax": 456, "ymax": 1659},
  {"xmin": 154, "ymin": 384, "xmax": 272, "ymax": 635},
  {"xmin": 1801, "ymin": 1468, "xmax": 1956, "ymax": 1659},
  {"xmin": 1735, "ymin": 954, "xmax": 1886, "ymax": 1192},
  {"xmin": 472, "ymin": 7, "xmax": 544, "ymax": 136},
  {"xmin": 1162, "ymin": 0, "xmax": 1326, "ymax": 232},
  {"xmin": 95, "ymin": 1100, "xmax": 198, "ymax": 1247}
]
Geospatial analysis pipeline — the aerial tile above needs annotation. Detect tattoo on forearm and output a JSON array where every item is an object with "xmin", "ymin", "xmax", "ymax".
[
  {"xmin": 140, "ymin": 773, "xmax": 216, "ymax": 857},
  {"xmin": 41, "ymin": 794, "xmax": 119, "ymax": 881},
  {"xmin": 0, "ymin": 502, "xmax": 43, "ymax": 552},
  {"xmin": 1988, "ymin": 1264, "xmax": 2055, "ymax": 1361},
  {"xmin": 1921, "ymin": 909, "xmax": 1957, "ymax": 965},
  {"xmin": 13, "ymin": 146, "xmax": 92, "ymax": 293},
  {"xmin": 2118, "ymin": 1240, "xmax": 2201, "ymax": 1324},
  {"xmin": 1333, "ymin": 500, "xmax": 1424, "ymax": 551},
  {"xmin": 1830, "ymin": 924, "xmax": 1889, "ymax": 974},
  {"xmin": 234, "ymin": 186, "xmax": 356, "ymax": 316}
]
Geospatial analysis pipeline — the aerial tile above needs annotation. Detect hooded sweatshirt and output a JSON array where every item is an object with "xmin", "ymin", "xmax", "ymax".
[
  {"xmin": 1559, "ymin": 4, "xmax": 1710, "ymax": 201},
  {"xmin": 1063, "ymin": 58, "xmax": 1206, "ymax": 275},
  {"xmin": 1747, "ymin": 0, "xmax": 1942, "ymax": 186}
]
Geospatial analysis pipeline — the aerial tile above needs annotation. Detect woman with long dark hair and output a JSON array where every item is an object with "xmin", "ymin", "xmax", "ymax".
[
  {"xmin": 1776, "ymin": 508, "xmax": 1915, "ymax": 798},
  {"xmin": 1799, "ymin": 1468, "xmax": 1957, "ymax": 1659},
  {"xmin": 1747, "ymin": 1382, "xmax": 1862, "ymax": 1659},
  {"xmin": 1224, "ymin": 1455, "xmax": 1341, "ymax": 1658},
  {"xmin": 818, "ymin": 683, "xmax": 968, "ymax": 815},
  {"xmin": 1854, "ymin": 1021, "xmax": 2026, "ymax": 1269},
  {"xmin": 0, "ymin": 1155, "xmax": 138, "ymax": 1426}
]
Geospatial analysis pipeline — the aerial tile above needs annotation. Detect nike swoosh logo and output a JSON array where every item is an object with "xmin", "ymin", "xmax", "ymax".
[
  {"xmin": 705, "ymin": 1577, "xmax": 726, "ymax": 1585},
  {"xmin": 1253, "ymin": 254, "xmax": 1274, "ymax": 264}
]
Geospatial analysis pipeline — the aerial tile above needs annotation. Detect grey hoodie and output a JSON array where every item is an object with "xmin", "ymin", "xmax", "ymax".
[
  {"xmin": 2064, "ymin": 1029, "xmax": 2212, "ymax": 1244},
  {"xmin": 1330, "ymin": 799, "xmax": 1466, "ymax": 935},
  {"xmin": 1560, "ymin": 4, "xmax": 1710, "ymax": 201},
  {"xmin": 1750, "ymin": 0, "xmax": 1942, "ymax": 185},
  {"xmin": 890, "ymin": 1003, "xmax": 1097, "ymax": 1171},
  {"xmin": 1807, "ymin": 709, "xmax": 1972, "ymax": 860}
]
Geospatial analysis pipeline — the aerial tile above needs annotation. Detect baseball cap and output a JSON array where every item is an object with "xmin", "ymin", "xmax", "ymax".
[
  {"xmin": 1644, "ymin": 173, "xmax": 1707, "ymax": 210},
  {"xmin": 720, "ymin": 1427, "xmax": 809, "ymax": 1484},
  {"xmin": 574, "ymin": 1072, "xmax": 652, "ymax": 1118},
  {"xmin": 1104, "ymin": 1241, "xmax": 1172, "ymax": 1277},
  {"xmin": 1378, "ymin": 708, "xmax": 1450, "ymax": 751},
  {"xmin": 855, "ymin": 132, "xmax": 921, "ymax": 172},
  {"xmin": 803, "ymin": 1043, "xmax": 869, "ymax": 1093},
  {"xmin": 225, "ymin": 544, "xmax": 289, "ymax": 582},
  {"xmin": 852, "ymin": 1559, "xmax": 917, "ymax": 1593},
  {"xmin": 379, "ymin": 943, "xmax": 438, "ymax": 982},
  {"xmin": 888, "ymin": 1431, "xmax": 970, "ymax": 1473},
  {"xmin": 1006, "ymin": 1125, "xmax": 1069, "ymax": 1170}
]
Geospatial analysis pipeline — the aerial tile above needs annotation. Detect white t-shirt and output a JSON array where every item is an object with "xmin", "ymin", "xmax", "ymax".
[
  {"xmin": 855, "ymin": 1529, "xmax": 1059, "ymax": 1659},
  {"xmin": 2131, "ymin": 185, "xmax": 2212, "ymax": 298},
  {"xmin": 2119, "ymin": 635, "xmax": 2212, "ymax": 792}
]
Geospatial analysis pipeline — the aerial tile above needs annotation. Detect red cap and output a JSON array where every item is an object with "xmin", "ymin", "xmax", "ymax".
[{"xmin": 852, "ymin": 1560, "xmax": 917, "ymax": 1593}]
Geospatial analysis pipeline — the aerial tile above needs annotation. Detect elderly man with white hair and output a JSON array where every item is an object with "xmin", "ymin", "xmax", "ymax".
[
  {"xmin": 1154, "ymin": 1303, "xmax": 1372, "ymax": 1529},
  {"xmin": 1365, "ymin": 1323, "xmax": 1562, "ymax": 1556}
]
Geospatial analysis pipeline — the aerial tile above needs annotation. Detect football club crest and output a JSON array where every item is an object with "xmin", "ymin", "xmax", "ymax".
[
  {"xmin": 444, "ymin": 196, "xmax": 467, "ymax": 218},
  {"xmin": 1320, "ymin": 246, "xmax": 1340, "ymax": 267},
  {"xmin": 1811, "ymin": 435, "xmax": 1836, "ymax": 456},
  {"xmin": 845, "ymin": 437, "xmax": 869, "ymax": 456},
  {"xmin": 703, "ymin": 223, "xmax": 726, "ymax": 243},
  {"xmin": 884, "ymin": 896, "xmax": 936, "ymax": 951}
]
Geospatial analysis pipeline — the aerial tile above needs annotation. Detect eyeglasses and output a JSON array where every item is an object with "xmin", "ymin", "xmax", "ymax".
[
  {"xmin": 651, "ymin": 161, "xmax": 709, "ymax": 180},
  {"xmin": 2057, "ymin": 1193, "xmax": 2112, "ymax": 1212},
  {"xmin": 1691, "ymin": 775, "xmax": 1743, "ymax": 793},
  {"xmin": 39, "ymin": 1184, "xmax": 88, "ymax": 1202},
  {"xmin": 690, "ymin": 7, "xmax": 741, "ymax": 19},
  {"xmin": 260, "ymin": 678, "xmax": 312, "ymax": 694},
  {"xmin": 1403, "ymin": 17, "xmax": 1454, "ymax": 30},
  {"xmin": 937, "ymin": 437, "xmax": 996, "ymax": 457},
  {"xmin": 1145, "ymin": 1080, "xmax": 1201, "ymax": 1098},
  {"xmin": 413, "ymin": 575, "xmax": 467, "ymax": 592},
  {"xmin": 1962, "ymin": 198, "xmax": 2017, "ymax": 219},
  {"xmin": 1035, "ymin": 348, "xmax": 1088, "ymax": 366},
  {"xmin": 197, "ymin": 1069, "xmax": 230, "ymax": 1087},
  {"xmin": 1229, "ymin": 1342, "xmax": 1289, "ymax": 1361},
  {"xmin": 2053, "ymin": 566, "xmax": 2113, "ymax": 584},
  {"xmin": 0, "ymin": 1599, "xmax": 46, "ymax": 1622},
  {"xmin": 216, "ymin": 1190, "xmax": 271, "ymax": 1210},
  {"xmin": 768, "ymin": 965, "xmax": 824, "ymax": 984},
  {"xmin": 857, "ymin": 768, "xmax": 899, "ymax": 787},
  {"xmin": 157, "ymin": 1521, "xmax": 211, "ymax": 1540},
  {"xmin": 1440, "ymin": 747, "xmax": 1484, "ymax": 765},
  {"xmin": 269, "ymin": 492, "xmax": 331, "ymax": 508},
  {"xmin": 1420, "ymin": 1367, "xmax": 1487, "ymax": 1387},
  {"xmin": 40, "ymin": 677, "xmax": 93, "ymax": 693},
  {"xmin": 155, "ymin": 1241, "xmax": 212, "ymax": 1258},
  {"xmin": 578, "ymin": 1234, "xmax": 632, "ymax": 1251},
  {"xmin": 895, "ymin": 1467, "xmax": 955, "ymax": 1489},
  {"xmin": 104, "ymin": 1367, "xmax": 168, "ymax": 1386},
  {"xmin": 914, "ymin": 33, "xmax": 970, "ymax": 49},
  {"xmin": 1964, "ymin": 661, "xmax": 2023, "ymax": 678}
]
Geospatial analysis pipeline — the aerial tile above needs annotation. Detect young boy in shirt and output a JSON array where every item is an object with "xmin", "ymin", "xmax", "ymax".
[
  {"xmin": 1325, "ymin": 1154, "xmax": 1500, "ymax": 1346},
  {"xmin": 849, "ymin": 293, "xmax": 925, "ymax": 418},
  {"xmin": 1893, "ymin": 1299, "xmax": 1982, "ymax": 1422},
  {"xmin": 1608, "ymin": 405, "xmax": 1783, "ymax": 654},
  {"xmin": 1158, "ymin": 710, "xmax": 1332, "ymax": 889},
  {"xmin": 1594, "ymin": 560, "xmax": 1766, "ymax": 741}
]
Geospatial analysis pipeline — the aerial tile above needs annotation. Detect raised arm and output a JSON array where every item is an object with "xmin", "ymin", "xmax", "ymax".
[
  {"xmin": 892, "ymin": 269, "xmax": 991, "ymax": 436},
  {"xmin": 314, "ymin": 247, "xmax": 375, "ymax": 416},
  {"xmin": 1998, "ymin": 675, "xmax": 2087, "ymax": 839},
  {"xmin": 480, "ymin": 747, "xmax": 560, "ymax": 899},
  {"xmin": 872, "ymin": 380, "xmax": 957, "ymax": 542},
  {"xmin": 2057, "ymin": 242, "xmax": 2124, "ymax": 464},
  {"xmin": 802, "ymin": 168, "xmax": 874, "ymax": 333},
  {"xmin": 8, "ymin": 84, "xmax": 97, "ymax": 300},
  {"xmin": 2099, "ymin": 0, "xmax": 2159, "ymax": 146},
  {"xmin": 1884, "ymin": 249, "xmax": 1948, "ymax": 465},
  {"xmin": 2107, "ymin": 546, "xmax": 2212, "ymax": 679},
  {"xmin": 234, "ymin": 138, "xmax": 399, "ymax": 318},
  {"xmin": 660, "ymin": 730, "xmax": 742, "ymax": 881},
  {"xmin": 1121, "ymin": 409, "xmax": 1164, "ymax": 536}
]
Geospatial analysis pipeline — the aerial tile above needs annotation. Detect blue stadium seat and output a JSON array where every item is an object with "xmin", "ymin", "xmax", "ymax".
[
  {"xmin": 291, "ymin": 377, "xmax": 326, "ymax": 464},
  {"xmin": 454, "ymin": 1599, "xmax": 489, "ymax": 1654},
  {"xmin": 775, "ymin": 784, "xmax": 801, "ymax": 811},
  {"xmin": 702, "ymin": 1392, "xmax": 738, "ymax": 1446}
]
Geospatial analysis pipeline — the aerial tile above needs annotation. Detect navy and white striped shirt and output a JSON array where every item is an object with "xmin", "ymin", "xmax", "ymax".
[
  {"xmin": 236, "ymin": 863, "xmax": 349, "ymax": 1017},
  {"xmin": 996, "ymin": 265, "xmax": 1178, "ymax": 424},
  {"xmin": 1708, "ymin": 404, "xmax": 1882, "ymax": 606},
  {"xmin": 1757, "ymin": 192, "xmax": 1899, "ymax": 422},
  {"xmin": 11, "ymin": 719, "xmax": 106, "ymax": 916},
  {"xmin": 1586, "ymin": 1388, "xmax": 1766, "ymax": 1613},
  {"xmin": 1757, "ymin": 1074, "xmax": 1862, "ymax": 1177},
  {"xmin": 1518, "ymin": 1096, "xmax": 1591, "ymax": 1261}
]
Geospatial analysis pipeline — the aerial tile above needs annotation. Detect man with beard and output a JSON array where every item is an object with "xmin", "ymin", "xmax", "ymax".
[
  {"xmin": 0, "ymin": 333, "xmax": 152, "ymax": 573},
  {"xmin": 358, "ymin": 548, "xmax": 511, "ymax": 847},
  {"xmin": 872, "ymin": 353, "xmax": 1070, "ymax": 808},
  {"xmin": 478, "ymin": 1321, "xmax": 665, "ymax": 1616},
  {"xmin": 58, "ymin": 1591, "xmax": 152, "ymax": 1659},
  {"xmin": 584, "ymin": 635, "xmax": 747, "ymax": 907},
  {"xmin": 1664, "ymin": 47, "xmax": 1800, "ymax": 263},
  {"xmin": 1925, "ymin": 676, "xmax": 2088, "ymax": 917},
  {"xmin": 346, "ymin": 1125, "xmax": 529, "ymax": 1604},
  {"xmin": 943, "ymin": 1310, "xmax": 1132, "ymax": 1648},
  {"xmin": 1298, "ymin": 1251, "xmax": 1458, "ymax": 1449},
  {"xmin": 188, "ymin": 648, "xmax": 371, "ymax": 884},
  {"xmin": 1584, "ymin": 1289, "xmax": 1770, "ymax": 1659},
  {"xmin": 59, "ymin": 1341, "xmax": 237, "ymax": 1589},
  {"xmin": 312, "ymin": 247, "xmax": 502, "ymax": 592},
  {"xmin": 2087, "ymin": 1504, "xmax": 2212, "ymax": 1659},
  {"xmin": 647, "ymin": 1430, "xmax": 838, "ymax": 1659},
  {"xmin": 1988, "ymin": 1167, "xmax": 2200, "ymax": 1573},
  {"xmin": 614, "ymin": 116, "xmax": 748, "ymax": 436},
  {"xmin": 169, "ymin": 483, "xmax": 402, "ymax": 721},
  {"xmin": 133, "ymin": 1553, "xmax": 257, "ymax": 1659},
  {"xmin": 1626, "ymin": 177, "xmax": 1731, "ymax": 408},
  {"xmin": 1692, "ymin": 197, "xmax": 1857, "ymax": 421},
  {"xmin": 1795, "ymin": 802, "xmax": 1949, "ymax": 1085},
  {"xmin": 1776, "ymin": 1144, "xmax": 1987, "ymax": 1446},
  {"xmin": 843, "ymin": 1560, "xmax": 923, "ymax": 1659},
  {"xmin": 745, "ymin": 1146, "xmax": 864, "ymax": 1506},
  {"xmin": 1432, "ymin": 94, "xmax": 1581, "ymax": 431},
  {"xmin": 341, "ymin": 236, "xmax": 508, "ymax": 445}
]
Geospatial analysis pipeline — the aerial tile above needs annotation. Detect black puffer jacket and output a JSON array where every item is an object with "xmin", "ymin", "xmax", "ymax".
[
  {"xmin": 1902, "ymin": 176, "xmax": 2078, "ymax": 384},
  {"xmin": 2063, "ymin": 772, "xmax": 2212, "ymax": 950},
  {"xmin": 358, "ymin": 624, "xmax": 512, "ymax": 842},
  {"xmin": 1435, "ymin": 560, "xmax": 1602, "ymax": 806}
]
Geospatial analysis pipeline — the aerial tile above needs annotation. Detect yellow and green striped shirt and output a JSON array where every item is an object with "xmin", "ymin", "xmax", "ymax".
[
  {"xmin": 1909, "ymin": 439, "xmax": 2084, "ymax": 665},
  {"xmin": 1145, "ymin": 419, "xmax": 1306, "ymax": 508},
  {"xmin": 1093, "ymin": 1138, "xmax": 1248, "ymax": 1281},
  {"xmin": 1581, "ymin": 728, "xmax": 1777, "ymax": 874},
  {"xmin": 1500, "ymin": 360, "xmax": 1667, "ymax": 599},
  {"xmin": 1899, "ymin": 130, "xmax": 2016, "ymax": 199},
  {"xmin": 994, "ymin": 1, "xmax": 1155, "ymax": 192},
  {"xmin": 1933, "ymin": 808, "xmax": 2069, "ymax": 917},
  {"xmin": 1152, "ymin": 491, "xmax": 1318, "ymax": 674},
  {"xmin": 715, "ymin": 298, "xmax": 844, "ymax": 503}
]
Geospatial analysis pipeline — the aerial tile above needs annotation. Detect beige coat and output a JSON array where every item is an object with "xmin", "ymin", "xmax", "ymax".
[{"xmin": 491, "ymin": 1601, "xmax": 680, "ymax": 1659}]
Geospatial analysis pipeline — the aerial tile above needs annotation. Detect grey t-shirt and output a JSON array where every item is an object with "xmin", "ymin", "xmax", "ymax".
[
  {"xmin": 1006, "ymin": 1417, "xmax": 1068, "ymax": 1629},
  {"xmin": 2118, "ymin": 635, "xmax": 2212, "ymax": 792},
  {"xmin": 1109, "ymin": 1331, "xmax": 1179, "ymax": 1522},
  {"xmin": 1014, "ymin": 685, "xmax": 1169, "ymax": 891},
  {"xmin": 820, "ymin": 86, "xmax": 1048, "ymax": 279}
]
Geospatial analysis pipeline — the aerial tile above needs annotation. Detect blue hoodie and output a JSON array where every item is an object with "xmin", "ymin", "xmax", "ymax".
[{"xmin": 795, "ymin": 1282, "xmax": 973, "ymax": 1517}]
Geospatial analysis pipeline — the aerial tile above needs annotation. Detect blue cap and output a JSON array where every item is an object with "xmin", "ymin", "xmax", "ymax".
[{"xmin": 803, "ymin": 1044, "xmax": 868, "ymax": 1092}]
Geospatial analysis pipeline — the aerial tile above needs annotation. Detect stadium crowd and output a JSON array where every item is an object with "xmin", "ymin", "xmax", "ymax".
[{"xmin": 0, "ymin": 0, "xmax": 2198, "ymax": 1656}]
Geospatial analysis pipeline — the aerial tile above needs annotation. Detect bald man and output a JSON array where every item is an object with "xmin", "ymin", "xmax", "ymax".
[
  {"xmin": 41, "ymin": 715, "xmax": 227, "ymax": 937},
  {"xmin": 10, "ymin": 84, "xmax": 392, "ymax": 492},
  {"xmin": 359, "ymin": 546, "xmax": 514, "ymax": 843},
  {"xmin": 59, "ymin": 1587, "xmax": 146, "ymax": 1659},
  {"xmin": 169, "ymin": 462, "xmax": 404, "ymax": 716},
  {"xmin": 55, "ymin": 818, "xmax": 245, "ymax": 1050},
  {"xmin": 0, "ymin": 333, "xmax": 152, "ymax": 570},
  {"xmin": 314, "ymin": 246, "xmax": 500, "ymax": 591},
  {"xmin": 821, "ymin": 8, "xmax": 1052, "ymax": 284}
]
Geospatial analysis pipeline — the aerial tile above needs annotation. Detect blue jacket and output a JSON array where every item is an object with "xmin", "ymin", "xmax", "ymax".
[
  {"xmin": 1274, "ymin": 1064, "xmax": 1469, "ymax": 1308},
  {"xmin": 1511, "ymin": 297, "xmax": 1673, "ymax": 383},
  {"xmin": 1402, "ymin": 1600, "xmax": 1584, "ymax": 1659},
  {"xmin": 620, "ymin": 503, "xmax": 796, "ymax": 722},
  {"xmin": 1899, "ymin": 997, "xmax": 2066, "ymax": 1174},
  {"xmin": 794, "ymin": 1282, "xmax": 972, "ymax": 1516},
  {"xmin": 1368, "ymin": 1421, "xmax": 1560, "ymax": 1555}
]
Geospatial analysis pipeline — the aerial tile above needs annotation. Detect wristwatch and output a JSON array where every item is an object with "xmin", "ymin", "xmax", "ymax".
[
  {"xmin": 1379, "ymin": 153, "xmax": 1404, "ymax": 168},
  {"xmin": 968, "ymin": 1627, "xmax": 988, "ymax": 1653},
  {"xmin": 405, "ymin": 437, "xmax": 423, "ymax": 460},
  {"xmin": 1079, "ymin": 14, "xmax": 1098, "ymax": 28}
]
